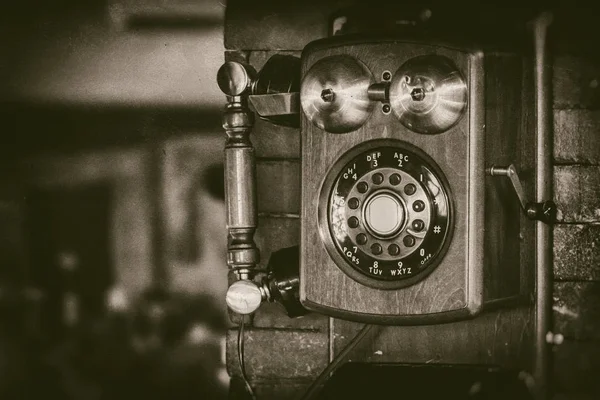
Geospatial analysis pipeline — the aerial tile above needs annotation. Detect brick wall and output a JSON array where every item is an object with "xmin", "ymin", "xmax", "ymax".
[
  {"xmin": 223, "ymin": 2, "xmax": 600, "ymax": 398},
  {"xmin": 551, "ymin": 48, "xmax": 600, "ymax": 397}
]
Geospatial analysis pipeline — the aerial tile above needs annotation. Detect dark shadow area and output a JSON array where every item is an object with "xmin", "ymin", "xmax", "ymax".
[
  {"xmin": 0, "ymin": 104, "xmax": 227, "ymax": 399},
  {"xmin": 318, "ymin": 363, "xmax": 534, "ymax": 399}
]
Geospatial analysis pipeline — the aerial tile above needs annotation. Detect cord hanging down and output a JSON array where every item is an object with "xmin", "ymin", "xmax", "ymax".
[
  {"xmin": 299, "ymin": 324, "xmax": 376, "ymax": 400},
  {"xmin": 236, "ymin": 321, "xmax": 374, "ymax": 400},
  {"xmin": 238, "ymin": 318, "xmax": 257, "ymax": 400}
]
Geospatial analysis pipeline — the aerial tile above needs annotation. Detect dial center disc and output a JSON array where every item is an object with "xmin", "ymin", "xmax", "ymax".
[{"xmin": 363, "ymin": 192, "xmax": 405, "ymax": 238}]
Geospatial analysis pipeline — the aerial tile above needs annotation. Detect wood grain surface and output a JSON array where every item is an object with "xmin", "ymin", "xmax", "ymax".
[
  {"xmin": 300, "ymin": 40, "xmax": 478, "ymax": 322},
  {"xmin": 332, "ymin": 305, "xmax": 533, "ymax": 369},
  {"xmin": 483, "ymin": 52, "xmax": 535, "ymax": 304}
]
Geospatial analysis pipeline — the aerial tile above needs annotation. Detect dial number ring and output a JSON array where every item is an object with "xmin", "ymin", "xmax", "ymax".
[
  {"xmin": 343, "ymin": 168, "xmax": 431, "ymax": 261},
  {"xmin": 319, "ymin": 139, "xmax": 454, "ymax": 290}
]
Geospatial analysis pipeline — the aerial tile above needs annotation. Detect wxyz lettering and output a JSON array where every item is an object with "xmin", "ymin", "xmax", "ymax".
[{"xmin": 390, "ymin": 267, "xmax": 412, "ymax": 276}]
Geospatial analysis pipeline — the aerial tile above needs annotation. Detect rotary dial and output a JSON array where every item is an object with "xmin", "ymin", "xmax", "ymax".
[{"xmin": 320, "ymin": 139, "xmax": 453, "ymax": 290}]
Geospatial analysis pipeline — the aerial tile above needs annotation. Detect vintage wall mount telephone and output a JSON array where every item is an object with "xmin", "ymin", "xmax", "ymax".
[{"xmin": 218, "ymin": 32, "xmax": 556, "ymax": 325}]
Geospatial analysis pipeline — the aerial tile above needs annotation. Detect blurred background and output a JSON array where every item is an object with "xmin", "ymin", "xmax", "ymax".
[{"xmin": 0, "ymin": 0, "xmax": 230, "ymax": 398}]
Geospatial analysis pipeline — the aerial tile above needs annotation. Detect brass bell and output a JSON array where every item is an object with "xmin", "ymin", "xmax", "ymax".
[
  {"xmin": 301, "ymin": 55, "xmax": 375, "ymax": 134},
  {"xmin": 389, "ymin": 55, "xmax": 467, "ymax": 134}
]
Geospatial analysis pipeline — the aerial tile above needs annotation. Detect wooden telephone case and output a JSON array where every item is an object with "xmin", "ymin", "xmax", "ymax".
[{"xmin": 299, "ymin": 35, "xmax": 535, "ymax": 325}]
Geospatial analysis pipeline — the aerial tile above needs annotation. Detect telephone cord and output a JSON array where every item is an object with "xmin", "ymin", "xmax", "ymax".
[
  {"xmin": 238, "ymin": 321, "xmax": 375, "ymax": 400},
  {"xmin": 238, "ymin": 318, "xmax": 257, "ymax": 400},
  {"xmin": 298, "ymin": 323, "xmax": 375, "ymax": 400}
]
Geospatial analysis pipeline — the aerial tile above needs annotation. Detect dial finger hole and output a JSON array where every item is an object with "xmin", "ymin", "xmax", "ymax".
[
  {"xmin": 412, "ymin": 219, "xmax": 425, "ymax": 231},
  {"xmin": 412, "ymin": 200, "xmax": 425, "ymax": 212},
  {"xmin": 357, "ymin": 182, "xmax": 369, "ymax": 193},
  {"xmin": 370, "ymin": 243, "xmax": 383, "ymax": 255},
  {"xmin": 356, "ymin": 233, "xmax": 367, "ymax": 245},
  {"xmin": 389, "ymin": 173, "xmax": 402, "ymax": 186},
  {"xmin": 372, "ymin": 173, "xmax": 384, "ymax": 185},
  {"xmin": 404, "ymin": 183, "xmax": 416, "ymax": 195},
  {"xmin": 388, "ymin": 244, "xmax": 400, "ymax": 256}
]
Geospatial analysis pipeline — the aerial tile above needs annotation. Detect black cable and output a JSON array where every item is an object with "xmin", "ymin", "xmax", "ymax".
[
  {"xmin": 238, "ymin": 318, "xmax": 257, "ymax": 400},
  {"xmin": 298, "ymin": 324, "xmax": 375, "ymax": 400}
]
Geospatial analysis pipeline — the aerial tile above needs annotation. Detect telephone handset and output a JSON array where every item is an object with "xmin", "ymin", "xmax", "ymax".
[{"xmin": 218, "ymin": 34, "xmax": 556, "ymax": 324}]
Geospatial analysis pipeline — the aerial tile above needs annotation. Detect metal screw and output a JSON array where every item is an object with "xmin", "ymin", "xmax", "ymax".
[
  {"xmin": 321, "ymin": 88, "xmax": 336, "ymax": 102},
  {"xmin": 382, "ymin": 104, "xmax": 391, "ymax": 113},
  {"xmin": 382, "ymin": 71, "xmax": 392, "ymax": 81},
  {"xmin": 411, "ymin": 87, "xmax": 425, "ymax": 101}
]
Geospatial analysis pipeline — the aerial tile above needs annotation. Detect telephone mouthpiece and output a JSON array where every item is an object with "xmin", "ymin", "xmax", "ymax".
[{"xmin": 226, "ymin": 280, "xmax": 263, "ymax": 315}]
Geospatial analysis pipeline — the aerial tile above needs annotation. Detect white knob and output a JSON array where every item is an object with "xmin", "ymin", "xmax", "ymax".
[
  {"xmin": 226, "ymin": 280, "xmax": 263, "ymax": 315},
  {"xmin": 364, "ymin": 193, "xmax": 405, "ymax": 237}
]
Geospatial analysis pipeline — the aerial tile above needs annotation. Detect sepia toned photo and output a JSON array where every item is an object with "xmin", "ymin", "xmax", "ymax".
[{"xmin": 0, "ymin": 1, "xmax": 598, "ymax": 399}]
